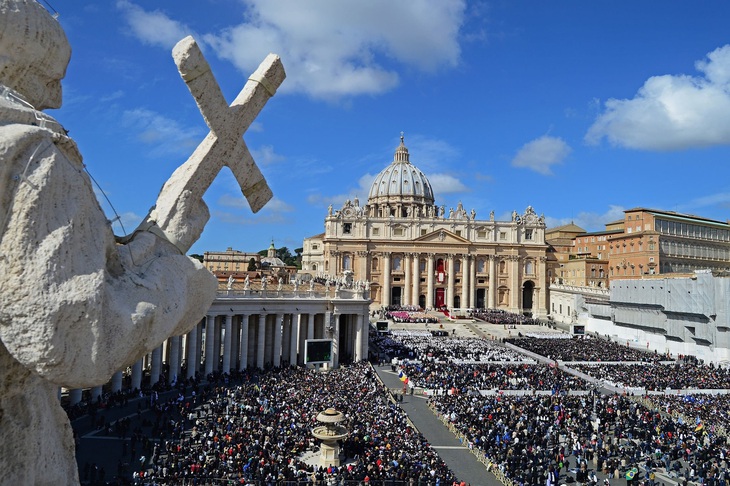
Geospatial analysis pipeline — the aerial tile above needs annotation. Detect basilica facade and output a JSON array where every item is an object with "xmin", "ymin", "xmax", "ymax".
[{"xmin": 302, "ymin": 136, "xmax": 549, "ymax": 317}]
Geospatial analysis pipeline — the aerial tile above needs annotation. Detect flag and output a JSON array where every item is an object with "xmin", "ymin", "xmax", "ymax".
[
  {"xmin": 695, "ymin": 423, "xmax": 704, "ymax": 432},
  {"xmin": 404, "ymin": 377, "xmax": 409, "ymax": 385}
]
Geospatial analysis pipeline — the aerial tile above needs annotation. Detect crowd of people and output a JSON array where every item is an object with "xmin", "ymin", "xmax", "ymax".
[
  {"xmin": 572, "ymin": 362, "xmax": 730, "ymax": 391},
  {"xmin": 128, "ymin": 363, "xmax": 459, "ymax": 484},
  {"xmin": 472, "ymin": 310, "xmax": 543, "ymax": 326},
  {"xmin": 385, "ymin": 331, "xmax": 532, "ymax": 363},
  {"xmin": 505, "ymin": 336, "xmax": 668, "ymax": 363}
]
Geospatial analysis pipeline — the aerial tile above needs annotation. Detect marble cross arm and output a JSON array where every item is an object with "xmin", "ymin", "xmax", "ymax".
[{"xmin": 140, "ymin": 36, "xmax": 285, "ymax": 252}]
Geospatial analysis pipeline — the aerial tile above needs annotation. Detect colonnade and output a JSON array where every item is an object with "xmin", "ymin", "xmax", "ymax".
[{"xmin": 67, "ymin": 307, "xmax": 369, "ymax": 406}]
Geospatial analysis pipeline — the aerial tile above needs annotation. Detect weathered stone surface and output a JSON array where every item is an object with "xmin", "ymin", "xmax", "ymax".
[{"xmin": 0, "ymin": 1, "xmax": 283, "ymax": 484}]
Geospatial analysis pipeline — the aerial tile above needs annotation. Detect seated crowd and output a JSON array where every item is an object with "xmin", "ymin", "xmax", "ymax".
[
  {"xmin": 387, "ymin": 332, "xmax": 532, "ymax": 364},
  {"xmin": 472, "ymin": 309, "xmax": 542, "ymax": 326},
  {"xmin": 572, "ymin": 362, "xmax": 730, "ymax": 391},
  {"xmin": 132, "ymin": 363, "xmax": 459, "ymax": 484},
  {"xmin": 505, "ymin": 336, "xmax": 667, "ymax": 363}
]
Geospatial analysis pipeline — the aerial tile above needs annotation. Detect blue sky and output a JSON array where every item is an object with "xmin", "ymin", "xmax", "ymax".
[{"xmin": 50, "ymin": 1, "xmax": 730, "ymax": 255}]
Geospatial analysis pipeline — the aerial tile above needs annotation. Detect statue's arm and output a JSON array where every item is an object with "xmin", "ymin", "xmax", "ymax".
[{"xmin": 0, "ymin": 128, "xmax": 216, "ymax": 387}]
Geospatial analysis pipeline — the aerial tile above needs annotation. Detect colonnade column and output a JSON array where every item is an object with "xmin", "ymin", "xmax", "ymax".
[
  {"xmin": 68, "ymin": 389, "xmax": 82, "ymax": 406},
  {"xmin": 150, "ymin": 344, "xmax": 162, "ymax": 386},
  {"xmin": 273, "ymin": 314, "xmax": 283, "ymax": 367},
  {"xmin": 510, "ymin": 256, "xmax": 521, "ymax": 313},
  {"xmin": 89, "ymin": 386, "xmax": 103, "ymax": 402},
  {"xmin": 257, "ymin": 314, "xmax": 266, "ymax": 369},
  {"xmin": 412, "ymin": 253, "xmax": 420, "ymax": 306},
  {"xmin": 168, "ymin": 335, "xmax": 180, "ymax": 384},
  {"xmin": 289, "ymin": 314, "xmax": 299, "ymax": 366},
  {"xmin": 403, "ymin": 254, "xmax": 412, "ymax": 306},
  {"xmin": 331, "ymin": 313, "xmax": 339, "ymax": 369},
  {"xmin": 460, "ymin": 254, "xmax": 469, "ymax": 309},
  {"xmin": 382, "ymin": 252, "xmax": 391, "ymax": 307},
  {"xmin": 307, "ymin": 314, "xmax": 315, "ymax": 339},
  {"xmin": 447, "ymin": 254, "xmax": 455, "ymax": 309},
  {"xmin": 230, "ymin": 317, "xmax": 239, "ymax": 370},
  {"xmin": 131, "ymin": 359, "xmax": 143, "ymax": 390},
  {"xmin": 239, "ymin": 314, "xmax": 249, "ymax": 371},
  {"xmin": 213, "ymin": 318, "xmax": 221, "ymax": 371},
  {"xmin": 111, "ymin": 370, "xmax": 122, "ymax": 393},
  {"xmin": 426, "ymin": 254, "xmax": 435, "ymax": 309},
  {"xmin": 204, "ymin": 315, "xmax": 216, "ymax": 375},
  {"xmin": 186, "ymin": 324, "xmax": 198, "ymax": 379},
  {"xmin": 195, "ymin": 323, "xmax": 203, "ymax": 375},
  {"xmin": 488, "ymin": 256, "xmax": 497, "ymax": 308},
  {"xmin": 222, "ymin": 314, "xmax": 233, "ymax": 373}
]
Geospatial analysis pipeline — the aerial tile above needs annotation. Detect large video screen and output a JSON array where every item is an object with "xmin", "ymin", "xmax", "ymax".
[
  {"xmin": 376, "ymin": 321, "xmax": 389, "ymax": 332},
  {"xmin": 305, "ymin": 339, "xmax": 333, "ymax": 364}
]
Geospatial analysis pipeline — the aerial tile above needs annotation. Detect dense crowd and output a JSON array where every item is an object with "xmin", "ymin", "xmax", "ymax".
[
  {"xmin": 386, "ymin": 311, "xmax": 439, "ymax": 324},
  {"xmin": 505, "ymin": 336, "xmax": 667, "ymax": 363},
  {"xmin": 134, "ymin": 363, "xmax": 458, "ymax": 484},
  {"xmin": 472, "ymin": 310, "xmax": 542, "ymax": 326},
  {"xmin": 387, "ymin": 331, "xmax": 532, "ymax": 363},
  {"xmin": 572, "ymin": 362, "xmax": 730, "ymax": 390},
  {"xmin": 648, "ymin": 393, "xmax": 730, "ymax": 434}
]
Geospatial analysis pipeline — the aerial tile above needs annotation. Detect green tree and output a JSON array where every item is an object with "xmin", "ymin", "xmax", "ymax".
[{"xmin": 189, "ymin": 253, "xmax": 204, "ymax": 263}]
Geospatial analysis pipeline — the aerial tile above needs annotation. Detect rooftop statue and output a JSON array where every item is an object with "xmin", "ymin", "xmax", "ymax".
[{"xmin": 0, "ymin": 1, "xmax": 284, "ymax": 483}]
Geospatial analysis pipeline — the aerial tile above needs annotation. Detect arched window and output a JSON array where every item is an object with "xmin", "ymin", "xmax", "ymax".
[
  {"xmin": 499, "ymin": 260, "xmax": 506, "ymax": 274},
  {"xmin": 393, "ymin": 256, "xmax": 402, "ymax": 271},
  {"xmin": 371, "ymin": 257, "xmax": 379, "ymax": 271},
  {"xmin": 343, "ymin": 254, "xmax": 352, "ymax": 271}
]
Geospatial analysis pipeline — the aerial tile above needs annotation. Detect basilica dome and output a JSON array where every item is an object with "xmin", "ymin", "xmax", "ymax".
[{"xmin": 367, "ymin": 135, "xmax": 435, "ymax": 207}]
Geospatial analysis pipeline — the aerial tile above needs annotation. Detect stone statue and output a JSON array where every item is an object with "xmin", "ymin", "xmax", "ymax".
[
  {"xmin": 328, "ymin": 204, "xmax": 333, "ymax": 216},
  {"xmin": 448, "ymin": 207, "xmax": 454, "ymax": 219},
  {"xmin": 227, "ymin": 274, "xmax": 235, "ymax": 290},
  {"xmin": 0, "ymin": 2, "xmax": 285, "ymax": 484},
  {"xmin": 439, "ymin": 205, "xmax": 445, "ymax": 218},
  {"xmin": 244, "ymin": 274, "xmax": 251, "ymax": 290},
  {"xmin": 512, "ymin": 210, "xmax": 518, "ymax": 221},
  {"xmin": 261, "ymin": 276, "xmax": 268, "ymax": 290},
  {"xmin": 325, "ymin": 279, "xmax": 331, "ymax": 292},
  {"xmin": 353, "ymin": 196, "xmax": 359, "ymax": 206},
  {"xmin": 490, "ymin": 210, "xmax": 495, "ymax": 221},
  {"xmin": 309, "ymin": 278, "xmax": 315, "ymax": 291},
  {"xmin": 293, "ymin": 279, "xmax": 299, "ymax": 291},
  {"xmin": 364, "ymin": 280, "xmax": 370, "ymax": 291},
  {"xmin": 277, "ymin": 276, "xmax": 283, "ymax": 291},
  {"xmin": 470, "ymin": 209, "xmax": 476, "ymax": 220}
]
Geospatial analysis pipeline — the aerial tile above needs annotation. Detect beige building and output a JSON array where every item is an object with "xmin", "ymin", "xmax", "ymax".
[{"xmin": 303, "ymin": 136, "xmax": 549, "ymax": 317}]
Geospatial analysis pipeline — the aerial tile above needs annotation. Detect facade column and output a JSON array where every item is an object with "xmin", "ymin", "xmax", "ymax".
[
  {"xmin": 69, "ymin": 389, "xmax": 82, "ymax": 406},
  {"xmin": 537, "ymin": 256, "xmax": 548, "ymax": 318},
  {"xmin": 354, "ymin": 313, "xmax": 365, "ymax": 361},
  {"xmin": 222, "ymin": 314, "xmax": 233, "ymax": 373},
  {"xmin": 111, "ymin": 370, "xmax": 123, "ymax": 393},
  {"xmin": 447, "ymin": 254, "xmax": 455, "ymax": 309},
  {"xmin": 186, "ymin": 324, "xmax": 198, "ymax": 379},
  {"xmin": 289, "ymin": 314, "xmax": 299, "ymax": 366},
  {"xmin": 426, "ymin": 254, "xmax": 435, "ymax": 309},
  {"xmin": 488, "ymin": 255, "xmax": 497, "ymax": 308},
  {"xmin": 510, "ymin": 256, "xmax": 521, "ymax": 313},
  {"xmin": 239, "ymin": 314, "xmax": 249, "ymax": 370},
  {"xmin": 204, "ymin": 315, "xmax": 216, "ymax": 375},
  {"xmin": 273, "ymin": 314, "xmax": 283, "ymax": 367},
  {"xmin": 469, "ymin": 255, "xmax": 477, "ymax": 308},
  {"xmin": 150, "ymin": 344, "xmax": 162, "ymax": 386},
  {"xmin": 131, "ymin": 359, "xmax": 143, "ymax": 390},
  {"xmin": 257, "ymin": 314, "xmax": 266, "ymax": 369},
  {"xmin": 168, "ymin": 335, "xmax": 180, "ymax": 384},
  {"xmin": 403, "ymin": 254, "xmax": 412, "ymax": 306},
  {"xmin": 381, "ymin": 252, "xmax": 391, "ymax": 307},
  {"xmin": 460, "ymin": 254, "xmax": 469, "ymax": 309},
  {"xmin": 358, "ymin": 251, "xmax": 369, "ymax": 284},
  {"xmin": 412, "ymin": 253, "xmax": 420, "ymax": 306}
]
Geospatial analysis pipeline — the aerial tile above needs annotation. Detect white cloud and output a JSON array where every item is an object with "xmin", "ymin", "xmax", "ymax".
[
  {"xmin": 586, "ymin": 45, "xmax": 730, "ymax": 151},
  {"xmin": 116, "ymin": 0, "xmax": 194, "ymax": 49},
  {"xmin": 428, "ymin": 173, "xmax": 469, "ymax": 194},
  {"xmin": 202, "ymin": 0, "xmax": 466, "ymax": 100},
  {"xmin": 678, "ymin": 192, "xmax": 730, "ymax": 213},
  {"xmin": 545, "ymin": 205, "xmax": 626, "ymax": 233},
  {"xmin": 218, "ymin": 194, "xmax": 293, "ymax": 213},
  {"xmin": 121, "ymin": 108, "xmax": 203, "ymax": 156},
  {"xmin": 511, "ymin": 136, "xmax": 571, "ymax": 175},
  {"xmin": 251, "ymin": 145, "xmax": 285, "ymax": 165},
  {"xmin": 110, "ymin": 211, "xmax": 144, "ymax": 235}
]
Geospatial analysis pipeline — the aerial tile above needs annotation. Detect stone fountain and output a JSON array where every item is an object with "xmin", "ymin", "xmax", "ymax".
[{"xmin": 311, "ymin": 408, "xmax": 350, "ymax": 467}]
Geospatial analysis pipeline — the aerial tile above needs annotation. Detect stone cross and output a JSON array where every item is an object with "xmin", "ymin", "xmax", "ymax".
[{"xmin": 144, "ymin": 36, "xmax": 286, "ymax": 252}]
